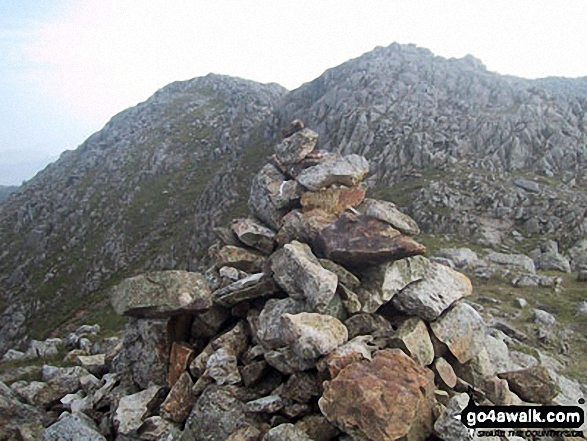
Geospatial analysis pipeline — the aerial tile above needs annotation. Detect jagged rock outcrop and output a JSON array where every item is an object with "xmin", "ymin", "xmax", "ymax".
[
  {"xmin": 2, "ymin": 124, "xmax": 585, "ymax": 440},
  {"xmin": 2, "ymin": 43, "xmax": 587, "ymax": 357}
]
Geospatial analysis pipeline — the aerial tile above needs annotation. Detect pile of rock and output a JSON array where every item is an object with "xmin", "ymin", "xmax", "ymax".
[{"xmin": 21, "ymin": 124, "xmax": 584, "ymax": 440}]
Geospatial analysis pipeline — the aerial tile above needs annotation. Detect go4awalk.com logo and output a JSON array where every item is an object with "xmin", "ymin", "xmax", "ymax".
[{"xmin": 459, "ymin": 395, "xmax": 585, "ymax": 438}]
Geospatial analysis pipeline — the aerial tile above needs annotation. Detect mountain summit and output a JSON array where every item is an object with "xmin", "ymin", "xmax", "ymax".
[{"xmin": 0, "ymin": 43, "xmax": 586, "ymax": 357}]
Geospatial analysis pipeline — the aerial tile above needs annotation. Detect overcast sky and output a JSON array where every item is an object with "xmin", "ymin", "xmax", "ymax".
[{"xmin": 1, "ymin": 0, "xmax": 586, "ymax": 185}]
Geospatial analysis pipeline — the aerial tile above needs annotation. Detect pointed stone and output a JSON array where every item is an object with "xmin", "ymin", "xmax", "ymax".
[
  {"xmin": 316, "ymin": 212, "xmax": 426, "ymax": 268},
  {"xmin": 271, "ymin": 241, "xmax": 338, "ymax": 313},
  {"xmin": 160, "ymin": 372, "xmax": 197, "ymax": 423},
  {"xmin": 358, "ymin": 198, "xmax": 420, "ymax": 236},
  {"xmin": 168, "ymin": 342, "xmax": 194, "ymax": 388},
  {"xmin": 392, "ymin": 263, "xmax": 472, "ymax": 321},
  {"xmin": 430, "ymin": 302, "xmax": 486, "ymax": 364}
]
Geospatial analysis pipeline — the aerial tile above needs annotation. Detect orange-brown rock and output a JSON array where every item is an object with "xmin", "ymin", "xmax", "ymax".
[
  {"xmin": 160, "ymin": 371, "xmax": 197, "ymax": 423},
  {"xmin": 300, "ymin": 186, "xmax": 366, "ymax": 215},
  {"xmin": 319, "ymin": 349, "xmax": 435, "ymax": 441},
  {"xmin": 168, "ymin": 342, "xmax": 194, "ymax": 388},
  {"xmin": 315, "ymin": 213, "xmax": 426, "ymax": 268}
]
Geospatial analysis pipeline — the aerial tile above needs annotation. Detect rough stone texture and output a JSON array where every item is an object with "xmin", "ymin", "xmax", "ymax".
[
  {"xmin": 432, "ymin": 357, "xmax": 457, "ymax": 389},
  {"xmin": 276, "ymin": 208, "xmax": 337, "ymax": 247},
  {"xmin": 295, "ymin": 414, "xmax": 340, "ymax": 441},
  {"xmin": 114, "ymin": 385, "xmax": 163, "ymax": 436},
  {"xmin": 137, "ymin": 416, "xmax": 181, "ymax": 441},
  {"xmin": 271, "ymin": 241, "xmax": 338, "ymax": 312},
  {"xmin": 316, "ymin": 212, "xmax": 426, "ymax": 268},
  {"xmin": 358, "ymin": 198, "xmax": 420, "ymax": 236},
  {"xmin": 433, "ymin": 393, "xmax": 471, "ymax": 441},
  {"xmin": 249, "ymin": 163, "xmax": 302, "ymax": 230},
  {"xmin": 435, "ymin": 247, "xmax": 480, "ymax": 269},
  {"xmin": 358, "ymin": 255, "xmax": 430, "ymax": 313},
  {"xmin": 206, "ymin": 347, "xmax": 242, "ymax": 385},
  {"xmin": 389, "ymin": 317, "xmax": 434, "ymax": 366},
  {"xmin": 181, "ymin": 385, "xmax": 251, "ymax": 441},
  {"xmin": 213, "ymin": 273, "xmax": 279, "ymax": 307},
  {"xmin": 319, "ymin": 259, "xmax": 361, "ymax": 288},
  {"xmin": 265, "ymin": 423, "xmax": 313, "ymax": 441},
  {"xmin": 498, "ymin": 366, "xmax": 560, "ymax": 404},
  {"xmin": 296, "ymin": 154, "xmax": 369, "ymax": 191},
  {"xmin": 264, "ymin": 347, "xmax": 317, "ymax": 374},
  {"xmin": 344, "ymin": 312, "xmax": 395, "ymax": 339},
  {"xmin": 300, "ymin": 185, "xmax": 366, "ymax": 215},
  {"xmin": 486, "ymin": 252, "xmax": 535, "ymax": 273},
  {"xmin": 281, "ymin": 312, "xmax": 348, "ymax": 359},
  {"xmin": 225, "ymin": 424, "xmax": 262, "ymax": 441},
  {"xmin": 0, "ymin": 380, "xmax": 48, "ymax": 439},
  {"xmin": 430, "ymin": 302, "xmax": 486, "ymax": 364},
  {"xmin": 161, "ymin": 371, "xmax": 197, "ymax": 423},
  {"xmin": 511, "ymin": 273, "xmax": 561, "ymax": 287},
  {"xmin": 111, "ymin": 317, "xmax": 169, "ymax": 389},
  {"xmin": 217, "ymin": 245, "xmax": 265, "ymax": 273},
  {"xmin": 317, "ymin": 335, "xmax": 378, "ymax": 378},
  {"xmin": 191, "ymin": 305, "xmax": 230, "ymax": 339},
  {"xmin": 256, "ymin": 297, "xmax": 307, "ymax": 349},
  {"xmin": 532, "ymin": 309, "xmax": 557, "ymax": 327},
  {"xmin": 32, "ymin": 366, "xmax": 90, "ymax": 408},
  {"xmin": 245, "ymin": 394, "xmax": 284, "ymax": 413},
  {"xmin": 275, "ymin": 128, "xmax": 318, "ymax": 164},
  {"xmin": 74, "ymin": 354, "xmax": 106, "ymax": 377},
  {"xmin": 392, "ymin": 262, "xmax": 473, "ymax": 321},
  {"xmin": 319, "ymin": 349, "xmax": 435, "ymax": 441},
  {"xmin": 536, "ymin": 251, "xmax": 571, "ymax": 272},
  {"xmin": 168, "ymin": 342, "xmax": 194, "ymax": 388},
  {"xmin": 232, "ymin": 218, "xmax": 276, "ymax": 254},
  {"xmin": 110, "ymin": 271, "xmax": 212, "ymax": 317},
  {"xmin": 43, "ymin": 413, "xmax": 106, "ymax": 441}
]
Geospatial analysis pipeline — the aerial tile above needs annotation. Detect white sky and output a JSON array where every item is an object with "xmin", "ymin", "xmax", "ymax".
[{"xmin": 1, "ymin": 0, "xmax": 586, "ymax": 184}]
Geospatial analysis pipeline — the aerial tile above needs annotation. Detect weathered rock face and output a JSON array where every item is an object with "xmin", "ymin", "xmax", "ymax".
[
  {"xmin": 43, "ymin": 413, "xmax": 106, "ymax": 441},
  {"xmin": 271, "ymin": 241, "xmax": 338, "ymax": 312},
  {"xmin": 281, "ymin": 312, "xmax": 348, "ymax": 359},
  {"xmin": 358, "ymin": 198, "xmax": 420, "ymax": 236},
  {"xmin": 316, "ymin": 212, "xmax": 426, "ymax": 268},
  {"xmin": 319, "ymin": 349, "xmax": 435, "ymax": 441},
  {"xmin": 274, "ymin": 128, "xmax": 319, "ymax": 165},
  {"xmin": 110, "ymin": 271, "xmax": 212, "ymax": 317},
  {"xmin": 296, "ymin": 154, "xmax": 369, "ymax": 191},
  {"xmin": 430, "ymin": 302, "xmax": 486, "ymax": 364},
  {"xmin": 392, "ymin": 262, "xmax": 472, "ymax": 321},
  {"xmin": 231, "ymin": 218, "xmax": 276, "ymax": 254}
]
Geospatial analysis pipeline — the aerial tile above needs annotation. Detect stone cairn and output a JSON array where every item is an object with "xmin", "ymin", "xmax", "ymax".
[{"xmin": 33, "ymin": 122, "xmax": 562, "ymax": 440}]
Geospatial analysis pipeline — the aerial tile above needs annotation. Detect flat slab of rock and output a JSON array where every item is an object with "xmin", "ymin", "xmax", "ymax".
[
  {"xmin": 275, "ymin": 128, "xmax": 318, "ymax": 165},
  {"xmin": 296, "ymin": 154, "xmax": 369, "ymax": 191},
  {"xmin": 301, "ymin": 185, "xmax": 366, "ymax": 215},
  {"xmin": 213, "ymin": 273, "xmax": 279, "ymax": 307},
  {"xmin": 271, "ymin": 241, "xmax": 338, "ymax": 312},
  {"xmin": 392, "ymin": 262, "xmax": 472, "ymax": 321},
  {"xmin": 430, "ymin": 302, "xmax": 486, "ymax": 364},
  {"xmin": 358, "ymin": 198, "xmax": 420, "ymax": 236},
  {"xmin": 319, "ymin": 349, "xmax": 435, "ymax": 441},
  {"xmin": 281, "ymin": 312, "xmax": 348, "ymax": 359},
  {"xmin": 231, "ymin": 218, "xmax": 276, "ymax": 254},
  {"xmin": 316, "ymin": 213, "xmax": 426, "ymax": 268},
  {"xmin": 110, "ymin": 271, "xmax": 212, "ymax": 317},
  {"xmin": 487, "ymin": 252, "xmax": 535, "ymax": 274},
  {"xmin": 498, "ymin": 366, "xmax": 560, "ymax": 404}
]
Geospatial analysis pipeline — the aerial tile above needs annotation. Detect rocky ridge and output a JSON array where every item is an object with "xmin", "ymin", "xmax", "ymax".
[
  {"xmin": 2, "ymin": 42, "xmax": 587, "ymax": 362},
  {"xmin": 3, "ymin": 126, "xmax": 584, "ymax": 440}
]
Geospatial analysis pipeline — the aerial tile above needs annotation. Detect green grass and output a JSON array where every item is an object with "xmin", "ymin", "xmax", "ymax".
[{"xmin": 470, "ymin": 270, "xmax": 587, "ymax": 382}]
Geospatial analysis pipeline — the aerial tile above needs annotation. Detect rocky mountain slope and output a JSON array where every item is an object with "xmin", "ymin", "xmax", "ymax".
[
  {"xmin": 1, "ymin": 129, "xmax": 584, "ymax": 440},
  {"xmin": 1, "ymin": 43, "xmax": 587, "ymax": 355},
  {"xmin": 0, "ymin": 186, "xmax": 18, "ymax": 203}
]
